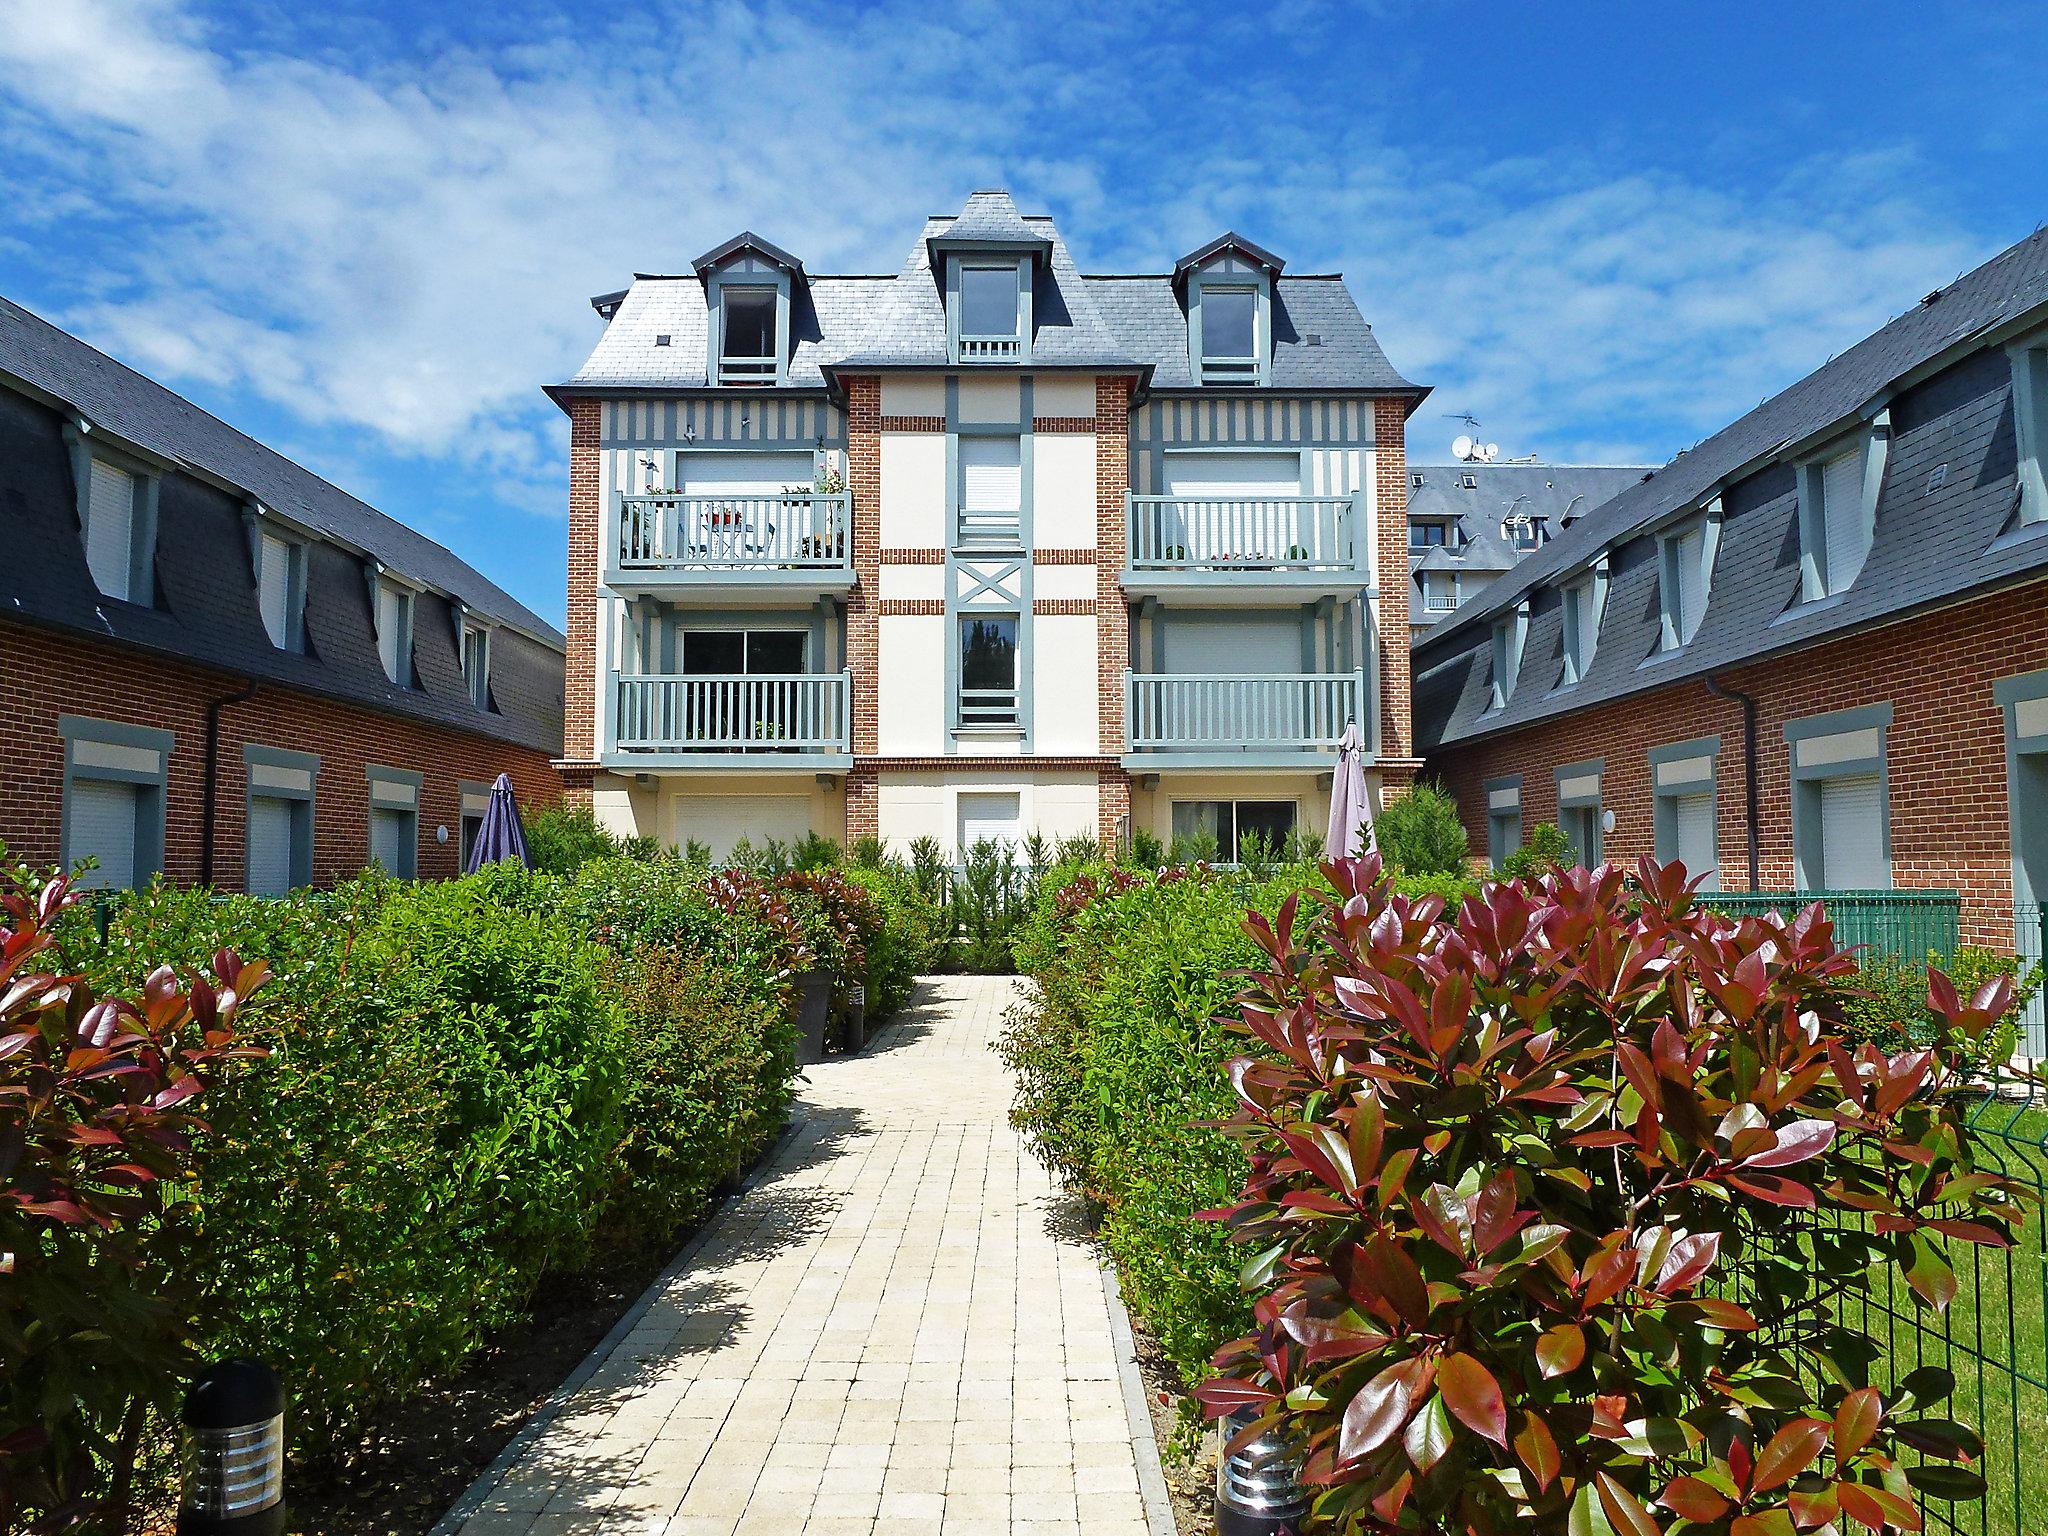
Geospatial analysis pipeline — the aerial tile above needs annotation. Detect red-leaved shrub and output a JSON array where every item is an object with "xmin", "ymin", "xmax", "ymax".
[{"xmin": 1196, "ymin": 856, "xmax": 2029, "ymax": 1534}]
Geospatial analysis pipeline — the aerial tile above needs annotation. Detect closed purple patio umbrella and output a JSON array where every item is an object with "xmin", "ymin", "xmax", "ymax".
[
  {"xmin": 465, "ymin": 772, "xmax": 533, "ymax": 872},
  {"xmin": 1325, "ymin": 721, "xmax": 1373, "ymax": 858}
]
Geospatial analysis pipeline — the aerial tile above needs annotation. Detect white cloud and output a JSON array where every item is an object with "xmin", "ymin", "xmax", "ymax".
[{"xmin": 0, "ymin": 0, "xmax": 2000, "ymax": 509}]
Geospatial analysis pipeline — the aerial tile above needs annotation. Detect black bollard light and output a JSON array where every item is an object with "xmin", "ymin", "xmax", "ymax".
[
  {"xmin": 177, "ymin": 1359, "xmax": 285, "ymax": 1536},
  {"xmin": 1214, "ymin": 1408, "xmax": 1310, "ymax": 1536}
]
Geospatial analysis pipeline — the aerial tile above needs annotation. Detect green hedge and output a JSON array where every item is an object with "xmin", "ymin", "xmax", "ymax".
[
  {"xmin": 1000, "ymin": 859, "xmax": 1478, "ymax": 1383},
  {"xmin": 34, "ymin": 850, "xmax": 927, "ymax": 1499}
]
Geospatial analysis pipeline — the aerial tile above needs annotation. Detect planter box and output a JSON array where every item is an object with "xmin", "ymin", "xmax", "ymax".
[{"xmin": 794, "ymin": 969, "xmax": 831, "ymax": 1066}]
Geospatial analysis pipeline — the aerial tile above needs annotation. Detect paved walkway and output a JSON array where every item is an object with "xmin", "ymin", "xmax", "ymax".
[{"xmin": 441, "ymin": 976, "xmax": 1162, "ymax": 1536}]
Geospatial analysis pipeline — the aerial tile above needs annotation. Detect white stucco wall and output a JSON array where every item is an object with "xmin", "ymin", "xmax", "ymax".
[
  {"xmin": 875, "ymin": 770, "xmax": 1101, "ymax": 860},
  {"xmin": 880, "ymin": 433, "xmax": 947, "ymax": 548},
  {"xmin": 1031, "ymin": 615, "xmax": 1099, "ymax": 756},
  {"xmin": 879, "ymin": 562, "xmax": 946, "ymax": 602},
  {"xmin": 1032, "ymin": 433, "xmax": 1098, "ymax": 548},
  {"xmin": 593, "ymin": 771, "xmax": 841, "ymax": 860},
  {"xmin": 1034, "ymin": 375, "xmax": 1097, "ymax": 419},
  {"xmin": 959, "ymin": 375, "xmax": 1022, "ymax": 424},
  {"xmin": 1030, "ymin": 563, "xmax": 1096, "ymax": 602},
  {"xmin": 878, "ymin": 613, "xmax": 947, "ymax": 753},
  {"xmin": 881, "ymin": 375, "xmax": 944, "ymax": 418}
]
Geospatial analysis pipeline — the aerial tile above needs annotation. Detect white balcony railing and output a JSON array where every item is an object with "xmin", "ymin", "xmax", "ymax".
[
  {"xmin": 613, "ymin": 672, "xmax": 851, "ymax": 753},
  {"xmin": 1126, "ymin": 494, "xmax": 1361, "ymax": 573},
  {"xmin": 616, "ymin": 492, "xmax": 852, "ymax": 577},
  {"xmin": 1125, "ymin": 671, "xmax": 1365, "ymax": 753},
  {"xmin": 957, "ymin": 336, "xmax": 1022, "ymax": 362}
]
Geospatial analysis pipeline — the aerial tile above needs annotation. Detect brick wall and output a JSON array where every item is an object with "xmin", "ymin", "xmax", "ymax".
[
  {"xmin": 1096, "ymin": 376, "xmax": 1132, "ymax": 756},
  {"xmin": 1374, "ymin": 396, "xmax": 1416, "ymax": 778},
  {"xmin": 1428, "ymin": 582, "xmax": 2048, "ymax": 945},
  {"xmin": 1, "ymin": 619, "xmax": 562, "ymax": 887},
  {"xmin": 846, "ymin": 377, "xmax": 882, "ymax": 760},
  {"xmin": 563, "ymin": 397, "xmax": 602, "ymax": 763}
]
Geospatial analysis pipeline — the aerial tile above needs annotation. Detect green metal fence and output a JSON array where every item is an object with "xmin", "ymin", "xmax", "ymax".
[{"xmin": 1703, "ymin": 888, "xmax": 1961, "ymax": 965}]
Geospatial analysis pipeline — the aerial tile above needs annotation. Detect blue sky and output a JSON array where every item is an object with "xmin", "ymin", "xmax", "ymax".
[{"xmin": 2, "ymin": 1, "xmax": 2043, "ymax": 630}]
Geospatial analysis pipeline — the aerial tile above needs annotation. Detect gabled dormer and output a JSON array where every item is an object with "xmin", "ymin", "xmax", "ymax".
[
  {"xmin": 931, "ymin": 190, "xmax": 1052, "ymax": 365},
  {"xmin": 1175, "ymin": 233, "xmax": 1284, "ymax": 387},
  {"xmin": 692, "ymin": 231, "xmax": 805, "ymax": 386}
]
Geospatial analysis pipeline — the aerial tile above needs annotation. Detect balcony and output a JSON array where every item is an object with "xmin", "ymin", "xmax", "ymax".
[
  {"xmin": 608, "ymin": 492, "xmax": 854, "ymax": 598},
  {"xmin": 1123, "ymin": 670, "xmax": 1366, "ymax": 770},
  {"xmin": 1123, "ymin": 492, "xmax": 1368, "ymax": 602},
  {"xmin": 609, "ymin": 671, "xmax": 852, "ymax": 770}
]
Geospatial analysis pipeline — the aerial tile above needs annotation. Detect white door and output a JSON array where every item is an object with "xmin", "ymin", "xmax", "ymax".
[
  {"xmin": 957, "ymin": 792, "xmax": 1023, "ymax": 858},
  {"xmin": 677, "ymin": 451, "xmax": 813, "ymax": 497},
  {"xmin": 1818, "ymin": 773, "xmax": 1888, "ymax": 888},
  {"xmin": 674, "ymin": 794, "xmax": 812, "ymax": 861},
  {"xmin": 248, "ymin": 796, "xmax": 295, "ymax": 897},
  {"xmin": 69, "ymin": 779, "xmax": 139, "ymax": 889},
  {"xmin": 1672, "ymin": 791, "xmax": 1718, "ymax": 890},
  {"xmin": 369, "ymin": 807, "xmax": 413, "ymax": 877}
]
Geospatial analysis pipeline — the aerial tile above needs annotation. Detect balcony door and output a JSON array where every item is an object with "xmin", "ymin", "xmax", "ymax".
[
  {"xmin": 1160, "ymin": 451, "xmax": 1304, "ymax": 564},
  {"xmin": 680, "ymin": 628, "xmax": 809, "ymax": 748}
]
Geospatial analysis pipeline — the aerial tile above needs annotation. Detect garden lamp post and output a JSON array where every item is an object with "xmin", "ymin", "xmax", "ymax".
[
  {"xmin": 178, "ymin": 1359, "xmax": 285, "ymax": 1536},
  {"xmin": 1214, "ymin": 1408, "xmax": 1309, "ymax": 1536}
]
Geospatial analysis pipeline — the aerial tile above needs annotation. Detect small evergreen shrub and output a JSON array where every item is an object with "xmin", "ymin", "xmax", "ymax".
[
  {"xmin": 1371, "ymin": 779, "xmax": 1470, "ymax": 875},
  {"xmin": 1499, "ymin": 819, "xmax": 1571, "ymax": 880}
]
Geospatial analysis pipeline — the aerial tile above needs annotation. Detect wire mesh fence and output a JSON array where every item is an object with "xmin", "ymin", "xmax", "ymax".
[{"xmin": 1703, "ymin": 888, "xmax": 1962, "ymax": 966}]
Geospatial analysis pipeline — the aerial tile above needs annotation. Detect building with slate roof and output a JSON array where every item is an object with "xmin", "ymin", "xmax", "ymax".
[
  {"xmin": 0, "ymin": 295, "xmax": 566, "ymax": 892},
  {"xmin": 1411, "ymin": 225, "xmax": 2048, "ymax": 1033},
  {"xmin": 1404, "ymin": 459, "xmax": 1650, "ymax": 637},
  {"xmin": 550, "ymin": 191, "xmax": 1428, "ymax": 860}
]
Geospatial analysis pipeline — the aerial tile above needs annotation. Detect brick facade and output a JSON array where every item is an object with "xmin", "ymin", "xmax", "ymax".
[
  {"xmin": 846, "ymin": 376, "xmax": 882, "ymax": 759},
  {"xmin": 1428, "ymin": 581, "xmax": 2048, "ymax": 946},
  {"xmin": 1, "ymin": 619, "xmax": 561, "ymax": 888},
  {"xmin": 1095, "ymin": 376, "xmax": 1132, "ymax": 758},
  {"xmin": 563, "ymin": 397, "xmax": 602, "ymax": 767},
  {"xmin": 1374, "ymin": 395, "xmax": 1418, "ymax": 797}
]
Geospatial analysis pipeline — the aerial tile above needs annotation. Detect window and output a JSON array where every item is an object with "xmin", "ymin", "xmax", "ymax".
[
  {"xmin": 1996, "ymin": 669, "xmax": 2048, "ymax": 1055},
  {"xmin": 1505, "ymin": 515, "xmax": 1548, "ymax": 552},
  {"xmin": 1556, "ymin": 761, "xmax": 1603, "ymax": 868},
  {"xmin": 957, "ymin": 792, "xmax": 1023, "ymax": 858},
  {"xmin": 958, "ymin": 266, "xmax": 1019, "ymax": 338},
  {"xmin": 254, "ymin": 528, "xmax": 307, "ymax": 651},
  {"xmin": 958, "ymin": 435, "xmax": 1023, "ymax": 544},
  {"xmin": 243, "ymin": 744, "xmax": 318, "ymax": 896},
  {"xmin": 2011, "ymin": 338, "xmax": 2048, "ymax": 526},
  {"xmin": 60, "ymin": 715, "xmax": 171, "ymax": 891},
  {"xmin": 1560, "ymin": 565, "xmax": 1606, "ymax": 685},
  {"xmin": 1485, "ymin": 777, "xmax": 1522, "ymax": 870},
  {"xmin": 1489, "ymin": 603, "xmax": 1529, "ymax": 709},
  {"xmin": 366, "ymin": 766, "xmax": 421, "ymax": 880},
  {"xmin": 66, "ymin": 442, "xmax": 159, "ymax": 605},
  {"xmin": 1171, "ymin": 799, "xmax": 1297, "ymax": 861},
  {"xmin": 718, "ymin": 287, "xmax": 778, "ymax": 384},
  {"xmin": 1650, "ymin": 738, "xmax": 1719, "ymax": 890},
  {"xmin": 1409, "ymin": 521, "xmax": 1449, "ymax": 550},
  {"xmin": 679, "ymin": 627, "xmax": 806, "ymax": 675},
  {"xmin": 1798, "ymin": 426, "xmax": 1886, "ymax": 600},
  {"xmin": 1196, "ymin": 283, "xmax": 1262, "ymax": 385},
  {"xmin": 1786, "ymin": 705, "xmax": 1892, "ymax": 890},
  {"xmin": 1658, "ymin": 510, "xmax": 1718, "ymax": 650},
  {"xmin": 1424, "ymin": 573, "xmax": 1461, "ymax": 612},
  {"xmin": 462, "ymin": 624, "xmax": 491, "ymax": 710},
  {"xmin": 374, "ymin": 577, "xmax": 415, "ymax": 687},
  {"xmin": 959, "ymin": 614, "xmax": 1019, "ymax": 728}
]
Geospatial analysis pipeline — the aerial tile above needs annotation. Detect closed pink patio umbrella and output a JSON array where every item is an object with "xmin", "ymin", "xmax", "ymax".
[{"xmin": 1326, "ymin": 721, "xmax": 1373, "ymax": 857}]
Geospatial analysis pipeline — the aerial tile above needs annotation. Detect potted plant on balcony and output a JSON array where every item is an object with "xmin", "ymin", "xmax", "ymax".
[{"xmin": 796, "ymin": 467, "xmax": 847, "ymax": 561}]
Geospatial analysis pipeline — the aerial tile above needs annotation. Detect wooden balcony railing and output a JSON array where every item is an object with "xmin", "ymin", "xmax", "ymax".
[
  {"xmin": 1126, "ymin": 493, "xmax": 1362, "ymax": 574},
  {"xmin": 615, "ymin": 492, "xmax": 852, "ymax": 577},
  {"xmin": 613, "ymin": 672, "xmax": 851, "ymax": 753},
  {"xmin": 1124, "ymin": 671, "xmax": 1365, "ymax": 753}
]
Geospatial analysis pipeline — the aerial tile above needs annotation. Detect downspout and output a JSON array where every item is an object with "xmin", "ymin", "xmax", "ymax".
[
  {"xmin": 1704, "ymin": 675, "xmax": 1761, "ymax": 891},
  {"xmin": 200, "ymin": 679, "xmax": 259, "ymax": 888}
]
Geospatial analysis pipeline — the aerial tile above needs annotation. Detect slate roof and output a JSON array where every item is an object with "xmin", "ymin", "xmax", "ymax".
[
  {"xmin": 0, "ymin": 296, "xmax": 560, "ymax": 645},
  {"xmin": 1415, "ymin": 225, "xmax": 2048, "ymax": 754},
  {"xmin": 557, "ymin": 191, "xmax": 1421, "ymax": 398}
]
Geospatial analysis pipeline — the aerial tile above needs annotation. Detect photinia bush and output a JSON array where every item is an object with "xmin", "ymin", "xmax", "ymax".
[{"xmin": 1196, "ymin": 855, "xmax": 2031, "ymax": 1535}]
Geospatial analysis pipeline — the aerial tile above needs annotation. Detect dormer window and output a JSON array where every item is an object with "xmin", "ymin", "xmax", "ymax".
[
  {"xmin": 1177, "ymin": 233, "xmax": 1283, "ymax": 388},
  {"xmin": 1796, "ymin": 417, "xmax": 1888, "ymax": 601},
  {"xmin": 718, "ymin": 287, "xmax": 778, "ymax": 384},
  {"xmin": 61, "ymin": 425, "xmax": 160, "ymax": 605},
  {"xmin": 691, "ymin": 232, "xmax": 805, "ymax": 387},
  {"xmin": 1489, "ymin": 602, "xmax": 1529, "ymax": 710},
  {"xmin": 247, "ymin": 515, "xmax": 309, "ymax": 652},
  {"xmin": 372, "ymin": 574, "xmax": 416, "ymax": 688},
  {"xmin": 948, "ymin": 257, "xmax": 1030, "ymax": 363},
  {"xmin": 1198, "ymin": 286, "xmax": 1259, "ymax": 384},
  {"xmin": 1657, "ymin": 501, "xmax": 1723, "ymax": 651},
  {"xmin": 959, "ymin": 265, "xmax": 1020, "ymax": 341},
  {"xmin": 462, "ymin": 622, "xmax": 491, "ymax": 710},
  {"xmin": 2007, "ymin": 331, "xmax": 2047, "ymax": 526},
  {"xmin": 1560, "ymin": 558, "xmax": 1609, "ymax": 686}
]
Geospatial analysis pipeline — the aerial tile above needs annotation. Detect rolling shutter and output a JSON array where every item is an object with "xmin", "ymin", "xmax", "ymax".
[
  {"xmin": 1818, "ymin": 773, "xmax": 1888, "ymax": 888},
  {"xmin": 957, "ymin": 792, "xmax": 1023, "ymax": 855},
  {"xmin": 1674, "ymin": 526, "xmax": 1707, "ymax": 643},
  {"xmin": 1821, "ymin": 446, "xmax": 1869, "ymax": 594},
  {"xmin": 674, "ymin": 794, "xmax": 812, "ymax": 861},
  {"xmin": 69, "ymin": 779, "xmax": 139, "ymax": 890},
  {"xmin": 85, "ymin": 459, "xmax": 135, "ymax": 600},
  {"xmin": 677, "ymin": 451, "xmax": 812, "ymax": 497},
  {"xmin": 248, "ymin": 796, "xmax": 295, "ymax": 897},
  {"xmin": 959, "ymin": 437, "xmax": 1022, "ymax": 512},
  {"xmin": 1672, "ymin": 791, "xmax": 1718, "ymax": 890},
  {"xmin": 369, "ymin": 807, "xmax": 413, "ymax": 877},
  {"xmin": 257, "ymin": 532, "xmax": 291, "ymax": 647},
  {"xmin": 1162, "ymin": 615, "xmax": 1301, "ymax": 675},
  {"xmin": 1161, "ymin": 452, "xmax": 1300, "ymax": 497},
  {"xmin": 375, "ymin": 583, "xmax": 407, "ymax": 684}
]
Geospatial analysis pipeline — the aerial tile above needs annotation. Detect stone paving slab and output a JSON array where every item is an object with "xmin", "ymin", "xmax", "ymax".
[{"xmin": 439, "ymin": 976, "xmax": 1164, "ymax": 1536}]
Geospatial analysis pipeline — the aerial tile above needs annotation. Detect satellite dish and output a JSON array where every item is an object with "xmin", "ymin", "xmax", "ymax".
[
  {"xmin": 1484, "ymin": 442, "xmax": 1500, "ymax": 462},
  {"xmin": 1451, "ymin": 434, "xmax": 1474, "ymax": 461}
]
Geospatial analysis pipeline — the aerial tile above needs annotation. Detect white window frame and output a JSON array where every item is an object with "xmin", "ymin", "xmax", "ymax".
[
  {"xmin": 245, "ymin": 512, "xmax": 309, "ymax": 652},
  {"xmin": 61, "ymin": 426, "xmax": 161, "ymax": 606},
  {"xmin": 1192, "ymin": 278, "xmax": 1266, "ymax": 386},
  {"xmin": 59, "ymin": 715, "xmax": 172, "ymax": 891},
  {"xmin": 948, "ymin": 255, "xmax": 1032, "ymax": 364},
  {"xmin": 371, "ymin": 572, "xmax": 417, "ymax": 688},
  {"xmin": 1656, "ymin": 502, "xmax": 1722, "ymax": 652},
  {"xmin": 1796, "ymin": 417, "xmax": 1889, "ymax": 602},
  {"xmin": 956, "ymin": 611, "xmax": 1022, "ymax": 730},
  {"xmin": 1489, "ymin": 601, "xmax": 1529, "ymax": 710},
  {"xmin": 2009, "ymin": 332, "xmax": 2048, "ymax": 527},
  {"xmin": 462, "ymin": 622, "xmax": 492, "ymax": 710},
  {"xmin": 1559, "ymin": 556, "xmax": 1609, "ymax": 686}
]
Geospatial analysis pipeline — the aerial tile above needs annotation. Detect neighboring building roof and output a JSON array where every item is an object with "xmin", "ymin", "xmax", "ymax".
[
  {"xmin": 1415, "ymin": 225, "xmax": 2048, "ymax": 753},
  {"xmin": 554, "ymin": 190, "xmax": 1424, "ymax": 400},
  {"xmin": 0, "ymin": 296, "xmax": 562, "ymax": 647},
  {"xmin": 1406, "ymin": 462, "xmax": 1650, "ymax": 629}
]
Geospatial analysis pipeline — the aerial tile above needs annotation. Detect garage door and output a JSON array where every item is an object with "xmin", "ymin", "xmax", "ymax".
[
  {"xmin": 674, "ymin": 794, "xmax": 812, "ymax": 861},
  {"xmin": 1672, "ymin": 791, "xmax": 1718, "ymax": 890},
  {"xmin": 69, "ymin": 779, "xmax": 139, "ymax": 890},
  {"xmin": 1818, "ymin": 773, "xmax": 1888, "ymax": 888},
  {"xmin": 678, "ymin": 451, "xmax": 814, "ymax": 497}
]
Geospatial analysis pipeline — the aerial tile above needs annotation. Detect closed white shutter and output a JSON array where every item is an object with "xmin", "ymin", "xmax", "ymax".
[
  {"xmin": 1675, "ymin": 526, "xmax": 1707, "ymax": 642},
  {"xmin": 677, "ymin": 451, "xmax": 812, "ymax": 497},
  {"xmin": 376, "ymin": 583, "xmax": 406, "ymax": 683},
  {"xmin": 85, "ymin": 459, "xmax": 135, "ymax": 600},
  {"xmin": 257, "ymin": 533, "xmax": 291, "ymax": 647},
  {"xmin": 248, "ymin": 796, "xmax": 295, "ymax": 897},
  {"xmin": 960, "ymin": 437, "xmax": 1022, "ymax": 512},
  {"xmin": 1162, "ymin": 615, "xmax": 1300, "ymax": 675},
  {"xmin": 674, "ymin": 794, "xmax": 812, "ymax": 861},
  {"xmin": 1821, "ymin": 446, "xmax": 1869, "ymax": 594},
  {"xmin": 1161, "ymin": 452, "xmax": 1300, "ymax": 497},
  {"xmin": 1672, "ymin": 791, "xmax": 1718, "ymax": 890},
  {"xmin": 69, "ymin": 779, "xmax": 139, "ymax": 890},
  {"xmin": 1818, "ymin": 773, "xmax": 1888, "ymax": 888},
  {"xmin": 957, "ymin": 792, "xmax": 1023, "ymax": 856},
  {"xmin": 369, "ymin": 807, "xmax": 413, "ymax": 876}
]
